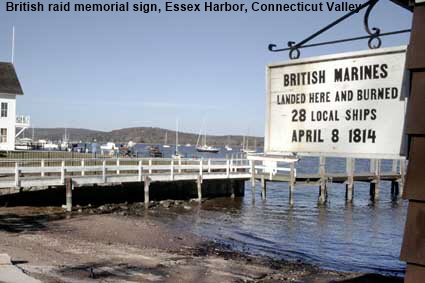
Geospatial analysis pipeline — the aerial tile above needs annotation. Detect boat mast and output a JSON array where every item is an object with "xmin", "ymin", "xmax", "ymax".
[
  {"xmin": 175, "ymin": 119, "xmax": 179, "ymax": 153},
  {"xmin": 203, "ymin": 126, "xmax": 207, "ymax": 146}
]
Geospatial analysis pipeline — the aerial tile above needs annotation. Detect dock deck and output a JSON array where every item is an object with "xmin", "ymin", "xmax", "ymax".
[{"xmin": 0, "ymin": 156, "xmax": 407, "ymax": 209}]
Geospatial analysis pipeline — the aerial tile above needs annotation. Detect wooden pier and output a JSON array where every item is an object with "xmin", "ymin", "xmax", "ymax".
[
  {"xmin": 250, "ymin": 156, "xmax": 406, "ymax": 204},
  {"xmin": 0, "ymin": 156, "xmax": 407, "ymax": 210}
]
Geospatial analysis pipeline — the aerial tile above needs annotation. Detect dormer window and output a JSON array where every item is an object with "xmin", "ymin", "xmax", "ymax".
[{"xmin": 1, "ymin": 103, "xmax": 7, "ymax": 117}]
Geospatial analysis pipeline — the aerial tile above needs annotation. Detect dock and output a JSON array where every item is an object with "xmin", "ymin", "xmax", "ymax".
[{"xmin": 0, "ymin": 156, "xmax": 407, "ymax": 210}]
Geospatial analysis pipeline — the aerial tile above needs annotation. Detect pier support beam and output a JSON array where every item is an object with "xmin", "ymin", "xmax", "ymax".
[
  {"xmin": 144, "ymin": 176, "xmax": 151, "ymax": 208},
  {"xmin": 197, "ymin": 176, "xmax": 202, "ymax": 202},
  {"xmin": 289, "ymin": 163, "xmax": 295, "ymax": 206},
  {"xmin": 391, "ymin": 181, "xmax": 400, "ymax": 200},
  {"xmin": 65, "ymin": 177, "xmax": 73, "ymax": 212},
  {"xmin": 250, "ymin": 160, "xmax": 256, "ymax": 200},
  {"xmin": 346, "ymin": 157, "xmax": 354, "ymax": 202},
  {"xmin": 318, "ymin": 156, "xmax": 327, "ymax": 204},
  {"xmin": 370, "ymin": 159, "xmax": 381, "ymax": 201},
  {"xmin": 261, "ymin": 176, "xmax": 266, "ymax": 200}
]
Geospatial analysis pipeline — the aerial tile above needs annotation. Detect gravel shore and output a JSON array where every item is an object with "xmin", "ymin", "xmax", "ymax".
[{"xmin": 0, "ymin": 204, "xmax": 403, "ymax": 283}]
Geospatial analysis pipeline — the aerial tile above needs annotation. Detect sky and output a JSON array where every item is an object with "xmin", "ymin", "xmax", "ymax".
[{"xmin": 0, "ymin": 0, "xmax": 412, "ymax": 136}]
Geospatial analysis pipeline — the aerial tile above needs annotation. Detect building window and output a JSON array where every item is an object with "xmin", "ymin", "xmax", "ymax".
[
  {"xmin": 1, "ymin": 103, "xmax": 7, "ymax": 117},
  {"xmin": 0, "ymin": 129, "xmax": 7, "ymax": 143}
]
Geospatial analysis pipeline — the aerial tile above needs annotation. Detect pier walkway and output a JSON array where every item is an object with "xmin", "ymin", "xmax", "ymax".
[{"xmin": 0, "ymin": 156, "xmax": 407, "ymax": 209}]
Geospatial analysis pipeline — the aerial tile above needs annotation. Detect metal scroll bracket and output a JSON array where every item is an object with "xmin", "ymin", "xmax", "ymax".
[{"xmin": 268, "ymin": 0, "xmax": 411, "ymax": 60}]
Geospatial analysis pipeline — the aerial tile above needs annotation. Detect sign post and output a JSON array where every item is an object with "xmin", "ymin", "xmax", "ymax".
[{"xmin": 265, "ymin": 46, "xmax": 408, "ymax": 158}]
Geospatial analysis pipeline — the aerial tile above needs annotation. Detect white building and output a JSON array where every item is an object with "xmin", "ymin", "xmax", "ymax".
[{"xmin": 0, "ymin": 62, "xmax": 29, "ymax": 151}]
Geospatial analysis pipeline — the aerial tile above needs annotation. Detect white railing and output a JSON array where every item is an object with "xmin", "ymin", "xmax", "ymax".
[
  {"xmin": 0, "ymin": 157, "xmax": 254, "ymax": 188},
  {"xmin": 16, "ymin": 115, "xmax": 30, "ymax": 126}
]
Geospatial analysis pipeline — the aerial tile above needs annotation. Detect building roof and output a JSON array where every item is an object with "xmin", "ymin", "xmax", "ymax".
[{"xmin": 0, "ymin": 63, "xmax": 23, "ymax": 95}]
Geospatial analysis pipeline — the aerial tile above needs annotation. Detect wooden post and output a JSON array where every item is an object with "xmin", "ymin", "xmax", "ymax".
[
  {"xmin": 116, "ymin": 158, "xmax": 120, "ymax": 175},
  {"xmin": 289, "ymin": 162, "xmax": 295, "ymax": 206},
  {"xmin": 138, "ymin": 160, "xmax": 143, "ymax": 182},
  {"xmin": 250, "ymin": 160, "xmax": 255, "ymax": 187},
  {"xmin": 81, "ymin": 159, "xmax": 85, "ymax": 176},
  {"xmin": 318, "ymin": 156, "xmax": 327, "ymax": 204},
  {"xmin": 170, "ymin": 159, "xmax": 174, "ymax": 180},
  {"xmin": 230, "ymin": 180, "xmax": 235, "ymax": 199},
  {"xmin": 208, "ymin": 159, "xmax": 211, "ymax": 173},
  {"xmin": 61, "ymin": 160, "xmax": 66, "ymax": 185},
  {"xmin": 261, "ymin": 176, "xmax": 266, "ymax": 200},
  {"xmin": 102, "ymin": 160, "xmax": 106, "ymax": 183},
  {"xmin": 178, "ymin": 158, "xmax": 182, "ymax": 173},
  {"xmin": 370, "ymin": 159, "xmax": 381, "ymax": 201},
  {"xmin": 41, "ymin": 159, "xmax": 45, "ymax": 177},
  {"xmin": 65, "ymin": 177, "xmax": 72, "ymax": 212},
  {"xmin": 398, "ymin": 159, "xmax": 406, "ymax": 198},
  {"xmin": 144, "ymin": 176, "xmax": 150, "ymax": 208},
  {"xmin": 14, "ymin": 162, "xmax": 20, "ymax": 188},
  {"xmin": 197, "ymin": 175, "xmax": 202, "ymax": 202},
  {"xmin": 397, "ymin": 4, "xmax": 425, "ymax": 281},
  {"xmin": 250, "ymin": 160, "xmax": 255, "ymax": 199},
  {"xmin": 346, "ymin": 157, "xmax": 354, "ymax": 202},
  {"xmin": 148, "ymin": 159, "xmax": 152, "ymax": 174},
  {"xmin": 199, "ymin": 159, "xmax": 203, "ymax": 177}
]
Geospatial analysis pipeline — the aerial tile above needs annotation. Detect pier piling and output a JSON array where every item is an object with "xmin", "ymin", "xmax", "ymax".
[
  {"xmin": 346, "ymin": 157, "xmax": 354, "ymax": 202},
  {"xmin": 318, "ymin": 156, "xmax": 327, "ymax": 204},
  {"xmin": 370, "ymin": 159, "xmax": 381, "ymax": 201},
  {"xmin": 289, "ymin": 162, "xmax": 295, "ymax": 206},
  {"xmin": 261, "ymin": 176, "xmax": 267, "ymax": 200},
  {"xmin": 230, "ymin": 180, "xmax": 236, "ymax": 199},
  {"xmin": 197, "ymin": 176, "xmax": 202, "ymax": 202},
  {"xmin": 65, "ymin": 177, "xmax": 73, "ymax": 212},
  {"xmin": 144, "ymin": 176, "xmax": 151, "ymax": 208},
  {"xmin": 250, "ymin": 160, "xmax": 256, "ymax": 200}
]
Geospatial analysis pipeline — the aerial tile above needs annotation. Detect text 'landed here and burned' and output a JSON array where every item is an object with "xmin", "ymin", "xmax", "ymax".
[{"xmin": 6, "ymin": 1, "xmax": 363, "ymax": 13}]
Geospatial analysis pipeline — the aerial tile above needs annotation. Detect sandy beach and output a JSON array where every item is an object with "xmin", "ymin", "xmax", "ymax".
[{"xmin": 0, "ymin": 203, "xmax": 404, "ymax": 283}]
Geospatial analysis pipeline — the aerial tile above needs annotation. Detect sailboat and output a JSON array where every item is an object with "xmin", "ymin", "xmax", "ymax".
[
  {"xmin": 61, "ymin": 128, "xmax": 70, "ymax": 151},
  {"xmin": 196, "ymin": 122, "xmax": 219, "ymax": 153},
  {"xmin": 225, "ymin": 136, "xmax": 232, "ymax": 151},
  {"xmin": 163, "ymin": 131, "xmax": 170, "ymax": 148},
  {"xmin": 172, "ymin": 119, "xmax": 183, "ymax": 158},
  {"xmin": 241, "ymin": 133, "xmax": 256, "ymax": 154}
]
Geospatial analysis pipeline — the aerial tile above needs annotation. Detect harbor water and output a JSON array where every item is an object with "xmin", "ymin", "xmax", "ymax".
[{"xmin": 141, "ymin": 145, "xmax": 407, "ymax": 276}]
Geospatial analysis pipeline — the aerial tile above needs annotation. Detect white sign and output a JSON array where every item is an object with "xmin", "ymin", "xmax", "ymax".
[{"xmin": 265, "ymin": 46, "xmax": 408, "ymax": 158}]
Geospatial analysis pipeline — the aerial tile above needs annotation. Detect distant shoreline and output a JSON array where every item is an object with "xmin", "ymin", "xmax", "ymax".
[{"xmin": 27, "ymin": 127, "xmax": 265, "ymax": 146}]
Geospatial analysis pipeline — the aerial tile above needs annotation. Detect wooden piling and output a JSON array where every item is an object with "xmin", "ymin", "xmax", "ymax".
[
  {"xmin": 65, "ymin": 177, "xmax": 72, "ymax": 212},
  {"xmin": 250, "ymin": 160, "xmax": 256, "ymax": 199},
  {"xmin": 144, "ymin": 176, "xmax": 151, "ymax": 208},
  {"xmin": 197, "ymin": 176, "xmax": 202, "ymax": 202},
  {"xmin": 391, "ymin": 181, "xmax": 400, "ymax": 200},
  {"xmin": 261, "ymin": 176, "xmax": 266, "ymax": 200},
  {"xmin": 289, "ymin": 162, "xmax": 295, "ymax": 206},
  {"xmin": 370, "ymin": 159, "xmax": 381, "ymax": 201},
  {"xmin": 318, "ymin": 156, "xmax": 327, "ymax": 204},
  {"xmin": 230, "ymin": 180, "xmax": 235, "ymax": 199},
  {"xmin": 398, "ymin": 159, "xmax": 406, "ymax": 197},
  {"xmin": 346, "ymin": 157, "xmax": 354, "ymax": 202}
]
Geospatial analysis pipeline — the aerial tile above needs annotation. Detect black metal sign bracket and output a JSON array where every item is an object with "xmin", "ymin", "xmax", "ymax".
[{"xmin": 268, "ymin": 0, "xmax": 411, "ymax": 59}]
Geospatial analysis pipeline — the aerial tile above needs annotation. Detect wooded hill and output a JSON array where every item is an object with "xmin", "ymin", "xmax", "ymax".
[{"xmin": 30, "ymin": 127, "xmax": 264, "ymax": 146}]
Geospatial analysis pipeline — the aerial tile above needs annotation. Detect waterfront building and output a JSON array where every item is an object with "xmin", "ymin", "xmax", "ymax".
[{"xmin": 0, "ymin": 62, "xmax": 29, "ymax": 150}]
